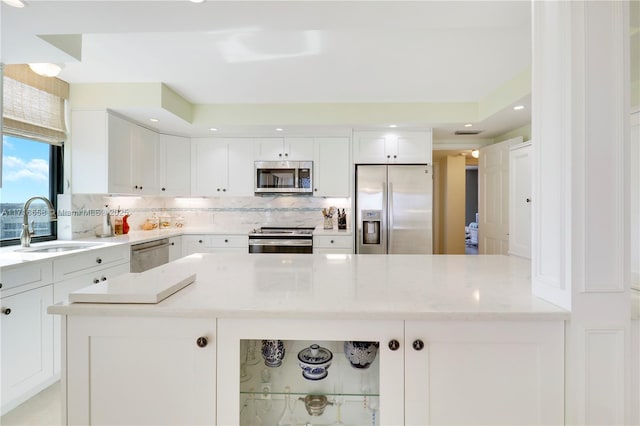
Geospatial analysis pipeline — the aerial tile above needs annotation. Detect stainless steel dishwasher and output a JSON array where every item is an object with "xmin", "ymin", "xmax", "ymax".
[{"xmin": 130, "ymin": 238, "xmax": 170, "ymax": 272}]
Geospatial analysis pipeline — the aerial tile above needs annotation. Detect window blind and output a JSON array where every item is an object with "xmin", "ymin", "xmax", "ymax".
[{"xmin": 2, "ymin": 64, "xmax": 69, "ymax": 146}]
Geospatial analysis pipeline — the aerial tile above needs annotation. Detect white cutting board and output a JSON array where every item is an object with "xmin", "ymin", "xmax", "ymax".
[{"xmin": 69, "ymin": 270, "xmax": 196, "ymax": 304}]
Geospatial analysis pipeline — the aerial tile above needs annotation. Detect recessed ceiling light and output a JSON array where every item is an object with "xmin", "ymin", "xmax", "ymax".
[
  {"xmin": 471, "ymin": 150, "xmax": 480, "ymax": 158},
  {"xmin": 389, "ymin": 124, "xmax": 397, "ymax": 128},
  {"xmin": 513, "ymin": 105, "xmax": 525, "ymax": 110},
  {"xmin": 2, "ymin": 0, "xmax": 26, "ymax": 8},
  {"xmin": 209, "ymin": 127, "xmax": 218, "ymax": 131},
  {"xmin": 275, "ymin": 128, "xmax": 283, "ymax": 132},
  {"xmin": 149, "ymin": 118, "xmax": 159, "ymax": 122},
  {"xmin": 28, "ymin": 63, "xmax": 62, "ymax": 77},
  {"xmin": 464, "ymin": 124, "xmax": 473, "ymax": 128}
]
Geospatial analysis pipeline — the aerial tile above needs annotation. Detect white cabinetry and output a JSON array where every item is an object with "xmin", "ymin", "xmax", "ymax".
[
  {"xmin": 1, "ymin": 261, "xmax": 55, "ymax": 415},
  {"xmin": 182, "ymin": 234, "xmax": 248, "ymax": 256},
  {"xmin": 353, "ymin": 130, "xmax": 432, "ymax": 164},
  {"xmin": 313, "ymin": 235, "xmax": 353, "ymax": 254},
  {"xmin": 65, "ymin": 316, "xmax": 216, "ymax": 426},
  {"xmin": 169, "ymin": 236, "xmax": 183, "ymax": 261},
  {"xmin": 508, "ymin": 142, "xmax": 532, "ymax": 259},
  {"xmin": 255, "ymin": 137, "xmax": 314, "ymax": 161},
  {"xmin": 313, "ymin": 137, "xmax": 351, "ymax": 197},
  {"xmin": 191, "ymin": 138, "xmax": 254, "ymax": 196},
  {"xmin": 158, "ymin": 134, "xmax": 191, "ymax": 196},
  {"xmin": 52, "ymin": 248, "xmax": 129, "ymax": 375},
  {"xmin": 631, "ymin": 112, "xmax": 640, "ymax": 290},
  {"xmin": 72, "ymin": 110, "xmax": 160, "ymax": 195},
  {"xmin": 404, "ymin": 320, "xmax": 564, "ymax": 425}
]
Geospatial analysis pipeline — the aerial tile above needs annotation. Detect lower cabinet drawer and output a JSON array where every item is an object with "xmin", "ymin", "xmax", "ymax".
[
  {"xmin": 208, "ymin": 235, "xmax": 247, "ymax": 248},
  {"xmin": 1, "ymin": 261, "xmax": 53, "ymax": 293},
  {"xmin": 313, "ymin": 235, "xmax": 353, "ymax": 250},
  {"xmin": 53, "ymin": 245, "xmax": 129, "ymax": 282}
]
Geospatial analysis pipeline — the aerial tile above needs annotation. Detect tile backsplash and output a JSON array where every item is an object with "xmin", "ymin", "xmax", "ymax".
[{"xmin": 58, "ymin": 194, "xmax": 351, "ymax": 239}]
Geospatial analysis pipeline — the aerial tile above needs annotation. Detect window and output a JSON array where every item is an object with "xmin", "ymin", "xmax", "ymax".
[
  {"xmin": 1, "ymin": 64, "xmax": 68, "ymax": 246},
  {"xmin": 0, "ymin": 135, "xmax": 62, "ymax": 245}
]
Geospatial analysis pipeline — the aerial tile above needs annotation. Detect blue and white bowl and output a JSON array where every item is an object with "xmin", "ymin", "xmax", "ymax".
[
  {"xmin": 261, "ymin": 339, "xmax": 286, "ymax": 367},
  {"xmin": 343, "ymin": 341, "xmax": 379, "ymax": 369},
  {"xmin": 297, "ymin": 344, "xmax": 333, "ymax": 380}
]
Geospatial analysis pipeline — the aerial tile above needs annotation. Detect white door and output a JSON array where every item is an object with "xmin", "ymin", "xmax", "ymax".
[
  {"xmin": 66, "ymin": 316, "xmax": 216, "ymax": 425},
  {"xmin": 509, "ymin": 143, "xmax": 532, "ymax": 258},
  {"xmin": 1, "ymin": 286, "xmax": 54, "ymax": 413},
  {"xmin": 478, "ymin": 138, "xmax": 516, "ymax": 254},
  {"xmin": 405, "ymin": 320, "xmax": 564, "ymax": 425},
  {"xmin": 314, "ymin": 137, "xmax": 350, "ymax": 197}
]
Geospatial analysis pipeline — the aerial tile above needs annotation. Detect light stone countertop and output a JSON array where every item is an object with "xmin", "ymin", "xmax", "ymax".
[{"xmin": 49, "ymin": 253, "xmax": 569, "ymax": 321}]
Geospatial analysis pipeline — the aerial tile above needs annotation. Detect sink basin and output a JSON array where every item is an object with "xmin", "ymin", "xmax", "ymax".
[{"xmin": 15, "ymin": 243, "xmax": 101, "ymax": 253}]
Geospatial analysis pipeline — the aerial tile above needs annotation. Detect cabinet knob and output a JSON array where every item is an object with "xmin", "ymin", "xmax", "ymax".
[
  {"xmin": 96, "ymin": 257, "xmax": 102, "ymax": 264},
  {"xmin": 196, "ymin": 336, "xmax": 209, "ymax": 348},
  {"xmin": 93, "ymin": 278, "xmax": 100, "ymax": 284},
  {"xmin": 2, "ymin": 308, "xmax": 11, "ymax": 315},
  {"xmin": 284, "ymin": 153, "xmax": 288, "ymax": 157},
  {"xmin": 330, "ymin": 240, "xmax": 334, "ymax": 244},
  {"xmin": 393, "ymin": 155, "xmax": 397, "ymax": 159},
  {"xmin": 388, "ymin": 339, "xmax": 400, "ymax": 351},
  {"xmin": 314, "ymin": 188, "xmax": 318, "ymax": 192},
  {"xmin": 162, "ymin": 187, "xmax": 166, "ymax": 192},
  {"xmin": 140, "ymin": 186, "xmax": 143, "ymax": 190},
  {"xmin": 224, "ymin": 239, "xmax": 229, "ymax": 243},
  {"xmin": 217, "ymin": 188, "xmax": 221, "ymax": 192},
  {"xmin": 279, "ymin": 153, "xmax": 283, "ymax": 157},
  {"xmin": 223, "ymin": 188, "xmax": 227, "ymax": 192},
  {"xmin": 198, "ymin": 240, "xmax": 203, "ymax": 243},
  {"xmin": 101, "ymin": 276, "xmax": 107, "ymax": 281},
  {"xmin": 171, "ymin": 242, "xmax": 175, "ymax": 246},
  {"xmin": 387, "ymin": 155, "xmax": 391, "ymax": 159},
  {"xmin": 412, "ymin": 339, "xmax": 425, "ymax": 351},
  {"xmin": 526, "ymin": 198, "xmax": 531, "ymax": 203},
  {"xmin": 0, "ymin": 283, "xmax": 3, "ymax": 289},
  {"xmin": 134, "ymin": 185, "xmax": 139, "ymax": 189}
]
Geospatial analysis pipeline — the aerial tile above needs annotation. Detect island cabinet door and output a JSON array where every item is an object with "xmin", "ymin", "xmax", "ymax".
[
  {"xmin": 65, "ymin": 316, "xmax": 216, "ymax": 426},
  {"xmin": 216, "ymin": 318, "xmax": 405, "ymax": 426},
  {"xmin": 404, "ymin": 320, "xmax": 565, "ymax": 426}
]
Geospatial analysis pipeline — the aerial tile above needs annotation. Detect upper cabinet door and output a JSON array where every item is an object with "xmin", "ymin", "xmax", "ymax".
[
  {"xmin": 314, "ymin": 137, "xmax": 350, "ymax": 197},
  {"xmin": 131, "ymin": 125, "xmax": 159, "ymax": 194},
  {"xmin": 191, "ymin": 138, "xmax": 228, "ymax": 196},
  {"xmin": 106, "ymin": 114, "xmax": 135, "ymax": 193},
  {"xmin": 283, "ymin": 137, "xmax": 314, "ymax": 160},
  {"xmin": 158, "ymin": 134, "xmax": 190, "ymax": 196},
  {"xmin": 353, "ymin": 130, "xmax": 432, "ymax": 164},
  {"xmin": 225, "ymin": 138, "xmax": 255, "ymax": 196},
  {"xmin": 254, "ymin": 138, "xmax": 285, "ymax": 161}
]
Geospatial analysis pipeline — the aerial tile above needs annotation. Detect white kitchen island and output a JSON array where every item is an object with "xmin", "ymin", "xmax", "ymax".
[{"xmin": 49, "ymin": 253, "xmax": 568, "ymax": 426}]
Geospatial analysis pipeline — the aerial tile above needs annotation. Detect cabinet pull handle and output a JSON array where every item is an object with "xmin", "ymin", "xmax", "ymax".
[
  {"xmin": 2, "ymin": 308, "xmax": 11, "ymax": 315},
  {"xmin": 412, "ymin": 339, "xmax": 425, "ymax": 351},
  {"xmin": 526, "ymin": 198, "xmax": 531, "ymax": 203},
  {"xmin": 196, "ymin": 336, "xmax": 209, "ymax": 348},
  {"xmin": 388, "ymin": 339, "xmax": 400, "ymax": 351},
  {"xmin": 96, "ymin": 257, "xmax": 103, "ymax": 264},
  {"xmin": 93, "ymin": 278, "xmax": 100, "ymax": 284}
]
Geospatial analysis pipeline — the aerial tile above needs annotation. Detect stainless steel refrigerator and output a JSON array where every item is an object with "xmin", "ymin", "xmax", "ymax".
[{"xmin": 356, "ymin": 165, "xmax": 433, "ymax": 254}]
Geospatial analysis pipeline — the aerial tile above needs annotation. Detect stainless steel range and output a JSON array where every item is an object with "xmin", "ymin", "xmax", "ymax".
[{"xmin": 248, "ymin": 227, "xmax": 314, "ymax": 254}]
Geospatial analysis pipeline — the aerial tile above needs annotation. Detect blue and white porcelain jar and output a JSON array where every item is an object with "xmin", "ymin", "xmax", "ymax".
[
  {"xmin": 261, "ymin": 339, "xmax": 286, "ymax": 367},
  {"xmin": 343, "ymin": 341, "xmax": 380, "ymax": 369}
]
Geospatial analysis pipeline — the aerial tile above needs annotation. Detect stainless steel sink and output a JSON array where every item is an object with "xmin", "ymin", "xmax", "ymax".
[{"xmin": 15, "ymin": 243, "xmax": 101, "ymax": 253}]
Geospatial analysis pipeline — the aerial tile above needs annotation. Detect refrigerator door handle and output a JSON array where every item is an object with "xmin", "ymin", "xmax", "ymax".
[{"xmin": 388, "ymin": 181, "xmax": 393, "ymax": 250}]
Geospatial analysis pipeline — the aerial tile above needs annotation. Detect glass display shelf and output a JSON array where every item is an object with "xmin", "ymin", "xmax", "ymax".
[{"xmin": 239, "ymin": 339, "xmax": 380, "ymax": 426}]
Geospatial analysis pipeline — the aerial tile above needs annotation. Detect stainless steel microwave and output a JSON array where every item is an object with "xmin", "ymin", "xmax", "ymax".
[{"xmin": 254, "ymin": 161, "xmax": 313, "ymax": 194}]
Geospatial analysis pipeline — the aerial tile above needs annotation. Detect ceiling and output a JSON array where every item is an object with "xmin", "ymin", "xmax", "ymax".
[{"xmin": 1, "ymin": 1, "xmax": 533, "ymax": 140}]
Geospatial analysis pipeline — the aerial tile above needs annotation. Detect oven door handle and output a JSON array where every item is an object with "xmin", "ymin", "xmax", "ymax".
[
  {"xmin": 131, "ymin": 241, "xmax": 170, "ymax": 255},
  {"xmin": 248, "ymin": 239, "xmax": 312, "ymax": 246}
]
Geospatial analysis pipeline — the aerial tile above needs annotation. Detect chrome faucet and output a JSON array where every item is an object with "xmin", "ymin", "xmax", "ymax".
[{"xmin": 20, "ymin": 196, "xmax": 57, "ymax": 247}]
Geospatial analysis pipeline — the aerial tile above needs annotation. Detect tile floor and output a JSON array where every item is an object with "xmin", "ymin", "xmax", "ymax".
[{"xmin": 0, "ymin": 383, "xmax": 61, "ymax": 426}]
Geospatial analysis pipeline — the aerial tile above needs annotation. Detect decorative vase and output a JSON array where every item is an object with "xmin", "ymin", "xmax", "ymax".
[
  {"xmin": 297, "ymin": 343, "xmax": 333, "ymax": 380},
  {"xmin": 343, "ymin": 341, "xmax": 380, "ymax": 369},
  {"xmin": 261, "ymin": 339, "xmax": 286, "ymax": 367}
]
